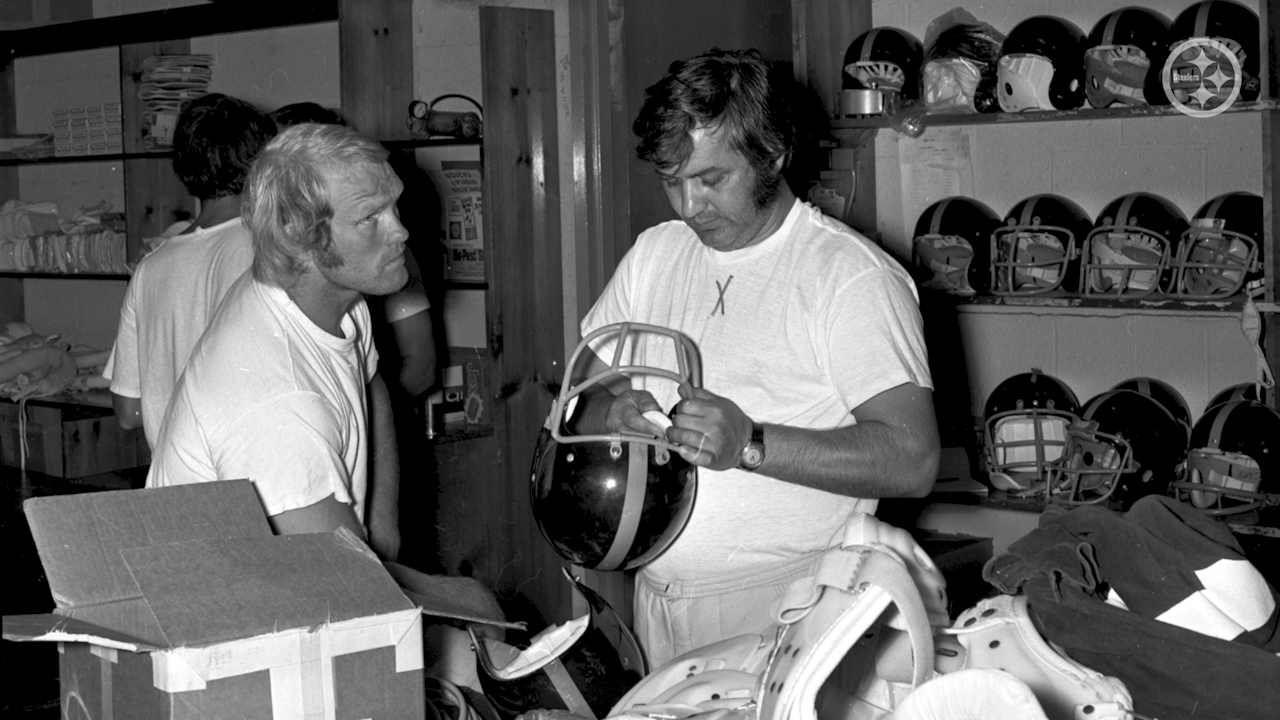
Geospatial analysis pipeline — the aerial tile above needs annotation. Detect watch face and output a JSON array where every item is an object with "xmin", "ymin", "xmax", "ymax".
[{"xmin": 742, "ymin": 445, "xmax": 764, "ymax": 469}]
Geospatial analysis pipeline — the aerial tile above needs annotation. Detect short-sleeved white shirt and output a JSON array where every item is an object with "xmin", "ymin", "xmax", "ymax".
[
  {"xmin": 148, "ymin": 275, "xmax": 379, "ymax": 522},
  {"xmin": 581, "ymin": 199, "xmax": 931, "ymax": 581},
  {"xmin": 103, "ymin": 218, "xmax": 253, "ymax": 449}
]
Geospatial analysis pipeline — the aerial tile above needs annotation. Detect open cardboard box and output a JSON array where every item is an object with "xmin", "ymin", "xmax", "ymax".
[{"xmin": 2, "ymin": 480, "xmax": 518, "ymax": 719}]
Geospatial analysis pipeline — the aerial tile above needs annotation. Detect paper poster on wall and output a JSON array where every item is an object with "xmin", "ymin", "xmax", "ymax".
[
  {"xmin": 441, "ymin": 160, "xmax": 484, "ymax": 283},
  {"xmin": 898, "ymin": 128, "xmax": 974, "ymax": 240}
]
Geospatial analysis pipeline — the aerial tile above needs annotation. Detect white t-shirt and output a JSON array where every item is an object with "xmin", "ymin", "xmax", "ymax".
[
  {"xmin": 581, "ymin": 199, "xmax": 931, "ymax": 581},
  {"xmin": 148, "ymin": 275, "xmax": 379, "ymax": 523},
  {"xmin": 104, "ymin": 218, "xmax": 253, "ymax": 449}
]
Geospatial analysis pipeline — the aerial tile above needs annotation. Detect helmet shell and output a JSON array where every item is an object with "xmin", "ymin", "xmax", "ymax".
[
  {"xmin": 530, "ymin": 428, "xmax": 696, "ymax": 572},
  {"xmin": 991, "ymin": 193, "xmax": 1091, "ymax": 295},
  {"xmin": 1082, "ymin": 192, "xmax": 1188, "ymax": 297},
  {"xmin": 911, "ymin": 196, "xmax": 1001, "ymax": 296}
]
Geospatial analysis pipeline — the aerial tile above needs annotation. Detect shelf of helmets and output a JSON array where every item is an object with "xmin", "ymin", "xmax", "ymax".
[{"xmin": 827, "ymin": 98, "xmax": 1278, "ymax": 319}]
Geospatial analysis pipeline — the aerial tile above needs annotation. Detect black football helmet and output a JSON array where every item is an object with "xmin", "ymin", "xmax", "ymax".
[
  {"xmin": 997, "ymin": 15, "xmax": 1087, "ymax": 111},
  {"xmin": 983, "ymin": 369, "xmax": 1082, "ymax": 492},
  {"xmin": 1111, "ymin": 376, "xmax": 1193, "ymax": 437},
  {"xmin": 1170, "ymin": 191, "xmax": 1263, "ymax": 299},
  {"xmin": 1164, "ymin": 0, "xmax": 1261, "ymax": 107},
  {"xmin": 990, "ymin": 193, "xmax": 1091, "ymax": 295},
  {"xmin": 530, "ymin": 322, "xmax": 699, "ymax": 571},
  {"xmin": 1081, "ymin": 192, "xmax": 1188, "ymax": 297},
  {"xmin": 471, "ymin": 567, "xmax": 649, "ymax": 719},
  {"xmin": 1170, "ymin": 399, "xmax": 1280, "ymax": 522},
  {"xmin": 911, "ymin": 196, "xmax": 1001, "ymax": 296},
  {"xmin": 1048, "ymin": 388, "xmax": 1189, "ymax": 510},
  {"xmin": 841, "ymin": 26, "xmax": 924, "ymax": 115},
  {"xmin": 1084, "ymin": 6, "xmax": 1172, "ymax": 108},
  {"xmin": 1205, "ymin": 381, "xmax": 1264, "ymax": 411}
]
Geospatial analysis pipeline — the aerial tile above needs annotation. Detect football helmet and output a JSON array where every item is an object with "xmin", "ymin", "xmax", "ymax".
[
  {"xmin": 922, "ymin": 22, "xmax": 1004, "ymax": 114},
  {"xmin": 1084, "ymin": 6, "xmax": 1172, "ymax": 108},
  {"xmin": 1081, "ymin": 192, "xmax": 1188, "ymax": 297},
  {"xmin": 1170, "ymin": 399, "xmax": 1280, "ymax": 520},
  {"xmin": 1111, "ymin": 376, "xmax": 1192, "ymax": 436},
  {"xmin": 983, "ymin": 369, "xmax": 1081, "ymax": 492},
  {"xmin": 1047, "ymin": 388, "xmax": 1189, "ymax": 509},
  {"xmin": 530, "ymin": 321, "xmax": 699, "ymax": 571},
  {"xmin": 841, "ymin": 27, "xmax": 924, "ymax": 115},
  {"xmin": 1164, "ymin": 0, "xmax": 1261, "ymax": 106},
  {"xmin": 997, "ymin": 15, "xmax": 1087, "ymax": 111},
  {"xmin": 990, "ymin": 193, "xmax": 1091, "ymax": 295},
  {"xmin": 1205, "ymin": 381, "xmax": 1264, "ymax": 411},
  {"xmin": 1170, "ymin": 191, "xmax": 1263, "ymax": 299},
  {"xmin": 911, "ymin": 196, "xmax": 1001, "ymax": 296},
  {"xmin": 471, "ymin": 567, "xmax": 649, "ymax": 719}
]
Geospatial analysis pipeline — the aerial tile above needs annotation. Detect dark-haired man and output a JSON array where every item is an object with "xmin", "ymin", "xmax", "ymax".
[
  {"xmin": 579, "ymin": 48, "xmax": 940, "ymax": 663},
  {"xmin": 104, "ymin": 92, "xmax": 276, "ymax": 449}
]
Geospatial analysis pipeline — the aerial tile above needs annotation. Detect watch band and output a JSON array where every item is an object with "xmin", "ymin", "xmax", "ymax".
[{"xmin": 739, "ymin": 420, "xmax": 766, "ymax": 471}]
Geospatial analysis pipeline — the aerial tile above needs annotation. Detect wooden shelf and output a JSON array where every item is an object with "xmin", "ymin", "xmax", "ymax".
[
  {"xmin": 382, "ymin": 137, "xmax": 482, "ymax": 150},
  {"xmin": 922, "ymin": 292, "xmax": 1248, "ymax": 317},
  {"xmin": 0, "ymin": 271, "xmax": 129, "ymax": 280},
  {"xmin": 0, "ymin": 151, "xmax": 170, "ymax": 167},
  {"xmin": 831, "ymin": 99, "xmax": 1280, "ymax": 135},
  {"xmin": 0, "ymin": 1, "xmax": 338, "ymax": 59}
]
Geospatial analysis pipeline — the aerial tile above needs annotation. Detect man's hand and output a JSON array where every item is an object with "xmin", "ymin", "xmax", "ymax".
[
  {"xmin": 605, "ymin": 389, "xmax": 668, "ymax": 436},
  {"xmin": 666, "ymin": 382, "xmax": 753, "ymax": 470}
]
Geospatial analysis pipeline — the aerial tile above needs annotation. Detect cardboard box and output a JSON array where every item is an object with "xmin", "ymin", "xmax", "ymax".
[
  {"xmin": 2, "ymin": 481, "xmax": 427, "ymax": 719},
  {"xmin": 0, "ymin": 398, "xmax": 150, "ymax": 477}
]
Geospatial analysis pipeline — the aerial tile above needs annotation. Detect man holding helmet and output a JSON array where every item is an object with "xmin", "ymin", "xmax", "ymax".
[{"xmin": 561, "ymin": 47, "xmax": 939, "ymax": 665}]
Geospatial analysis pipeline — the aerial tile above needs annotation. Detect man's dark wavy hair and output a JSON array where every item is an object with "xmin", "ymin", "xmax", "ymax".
[
  {"xmin": 172, "ymin": 93, "xmax": 277, "ymax": 200},
  {"xmin": 632, "ymin": 47, "xmax": 795, "ymax": 179}
]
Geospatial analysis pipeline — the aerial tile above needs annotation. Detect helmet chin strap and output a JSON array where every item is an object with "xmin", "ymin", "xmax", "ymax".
[{"xmin": 1240, "ymin": 297, "xmax": 1275, "ymax": 398}]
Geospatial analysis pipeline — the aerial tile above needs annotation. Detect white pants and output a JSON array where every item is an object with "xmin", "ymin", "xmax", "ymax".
[{"xmin": 633, "ymin": 553, "xmax": 820, "ymax": 667}]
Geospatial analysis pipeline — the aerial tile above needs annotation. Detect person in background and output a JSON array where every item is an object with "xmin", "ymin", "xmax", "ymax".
[
  {"xmin": 576, "ymin": 48, "xmax": 940, "ymax": 664},
  {"xmin": 103, "ymin": 92, "xmax": 276, "ymax": 449},
  {"xmin": 147, "ymin": 122, "xmax": 407, "ymax": 561}
]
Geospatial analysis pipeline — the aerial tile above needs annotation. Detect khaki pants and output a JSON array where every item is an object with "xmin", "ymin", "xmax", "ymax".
[{"xmin": 633, "ymin": 553, "xmax": 821, "ymax": 667}]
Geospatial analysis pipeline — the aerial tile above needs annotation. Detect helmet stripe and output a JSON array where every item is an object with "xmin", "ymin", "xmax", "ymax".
[
  {"xmin": 1194, "ymin": 2, "xmax": 1210, "ymax": 37},
  {"xmin": 600, "ymin": 442, "xmax": 649, "ymax": 570},
  {"xmin": 1203, "ymin": 193, "xmax": 1227, "ymax": 219},
  {"xmin": 1019, "ymin": 197, "xmax": 1038, "ymax": 226},
  {"xmin": 1116, "ymin": 193, "xmax": 1138, "ymax": 225},
  {"xmin": 1208, "ymin": 400, "xmax": 1234, "ymax": 447},
  {"xmin": 1102, "ymin": 11, "xmax": 1122, "ymax": 45},
  {"xmin": 860, "ymin": 28, "xmax": 880, "ymax": 62},
  {"xmin": 929, "ymin": 198, "xmax": 951, "ymax": 235}
]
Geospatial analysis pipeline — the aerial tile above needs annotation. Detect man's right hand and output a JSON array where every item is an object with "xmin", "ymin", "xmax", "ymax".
[{"xmin": 605, "ymin": 389, "xmax": 667, "ymax": 436}]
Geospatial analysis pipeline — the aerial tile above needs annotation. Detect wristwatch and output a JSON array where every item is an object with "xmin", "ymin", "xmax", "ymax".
[{"xmin": 738, "ymin": 421, "xmax": 766, "ymax": 471}]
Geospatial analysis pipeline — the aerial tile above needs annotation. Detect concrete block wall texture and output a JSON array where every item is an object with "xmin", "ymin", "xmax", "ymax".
[{"xmin": 869, "ymin": 0, "xmax": 1265, "ymax": 422}]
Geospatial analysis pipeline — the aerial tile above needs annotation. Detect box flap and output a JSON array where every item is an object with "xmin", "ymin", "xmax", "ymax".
[
  {"xmin": 384, "ymin": 561, "xmax": 524, "ymax": 630},
  {"xmin": 2, "ymin": 611, "xmax": 159, "ymax": 652},
  {"xmin": 24, "ymin": 480, "xmax": 271, "ymax": 611},
  {"xmin": 121, "ymin": 530, "xmax": 414, "ymax": 648}
]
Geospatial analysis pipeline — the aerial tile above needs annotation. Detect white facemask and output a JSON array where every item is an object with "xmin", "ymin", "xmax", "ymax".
[{"xmin": 998, "ymin": 54, "xmax": 1055, "ymax": 111}]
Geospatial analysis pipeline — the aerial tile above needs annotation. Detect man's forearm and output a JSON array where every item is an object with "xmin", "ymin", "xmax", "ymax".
[
  {"xmin": 756, "ymin": 421, "xmax": 939, "ymax": 499},
  {"xmin": 367, "ymin": 374, "xmax": 401, "ymax": 560}
]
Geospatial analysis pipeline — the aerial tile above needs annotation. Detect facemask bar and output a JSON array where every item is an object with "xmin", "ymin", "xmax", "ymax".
[
  {"xmin": 1172, "ymin": 227, "xmax": 1259, "ymax": 298},
  {"xmin": 985, "ymin": 410, "xmax": 1075, "ymax": 489},
  {"xmin": 990, "ymin": 225, "xmax": 1076, "ymax": 294},
  {"xmin": 1046, "ymin": 420, "xmax": 1135, "ymax": 505},
  {"xmin": 1171, "ymin": 448, "xmax": 1269, "ymax": 515},
  {"xmin": 546, "ymin": 322, "xmax": 702, "ymax": 451},
  {"xmin": 1082, "ymin": 224, "xmax": 1172, "ymax": 296}
]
